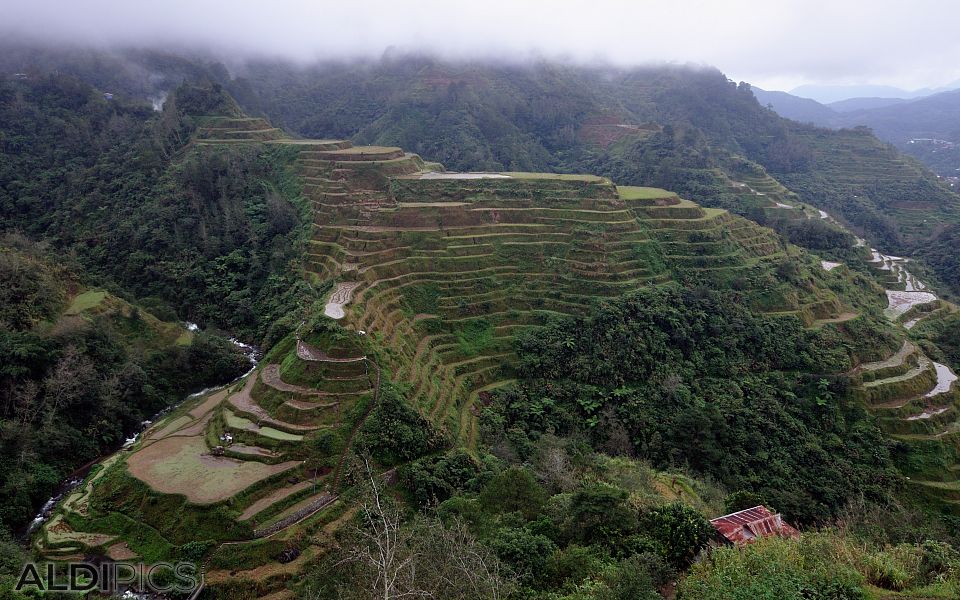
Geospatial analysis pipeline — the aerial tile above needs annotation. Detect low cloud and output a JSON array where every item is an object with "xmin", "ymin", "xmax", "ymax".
[{"xmin": 4, "ymin": 0, "xmax": 960, "ymax": 90}]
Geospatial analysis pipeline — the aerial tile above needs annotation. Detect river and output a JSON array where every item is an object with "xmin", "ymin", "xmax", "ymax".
[{"xmin": 21, "ymin": 324, "xmax": 259, "ymax": 541}]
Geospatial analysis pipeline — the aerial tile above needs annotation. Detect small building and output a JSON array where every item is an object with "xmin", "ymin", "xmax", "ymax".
[
  {"xmin": 709, "ymin": 505, "xmax": 799, "ymax": 546},
  {"xmin": 103, "ymin": 93, "xmax": 114, "ymax": 100}
]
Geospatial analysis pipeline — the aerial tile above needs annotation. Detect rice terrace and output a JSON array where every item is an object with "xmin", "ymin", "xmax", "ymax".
[
  {"xmin": 16, "ymin": 102, "xmax": 957, "ymax": 596},
  {"xmin": 9, "ymin": 65, "xmax": 960, "ymax": 599}
]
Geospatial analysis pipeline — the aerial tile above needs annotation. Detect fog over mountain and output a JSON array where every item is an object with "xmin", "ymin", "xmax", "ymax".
[
  {"xmin": 789, "ymin": 82, "xmax": 960, "ymax": 104},
  {"xmin": 4, "ymin": 0, "xmax": 960, "ymax": 92}
]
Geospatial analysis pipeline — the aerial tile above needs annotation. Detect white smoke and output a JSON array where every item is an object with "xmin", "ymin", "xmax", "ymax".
[{"xmin": 149, "ymin": 91, "xmax": 168, "ymax": 111}]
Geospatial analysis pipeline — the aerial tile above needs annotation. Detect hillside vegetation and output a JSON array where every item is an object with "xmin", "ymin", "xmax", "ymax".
[
  {"xmin": 218, "ymin": 57, "xmax": 960, "ymax": 299},
  {"xmin": 0, "ymin": 237, "xmax": 249, "ymax": 532},
  {"xmin": 0, "ymin": 75, "xmax": 311, "ymax": 343},
  {"xmin": 3, "ymin": 52, "xmax": 960, "ymax": 599},
  {"xmin": 2, "ymin": 95, "xmax": 948, "ymax": 599}
]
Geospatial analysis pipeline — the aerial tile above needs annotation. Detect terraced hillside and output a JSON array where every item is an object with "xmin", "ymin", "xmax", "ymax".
[
  {"xmin": 188, "ymin": 116, "xmax": 850, "ymax": 447},
  {"xmin": 29, "ymin": 115, "xmax": 877, "ymax": 597},
  {"xmin": 300, "ymin": 162, "xmax": 847, "ymax": 447},
  {"xmin": 831, "ymin": 239, "xmax": 960, "ymax": 511},
  {"xmin": 774, "ymin": 127, "xmax": 960, "ymax": 245}
]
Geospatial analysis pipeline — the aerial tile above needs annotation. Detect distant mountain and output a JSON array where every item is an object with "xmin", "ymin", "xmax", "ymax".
[
  {"xmin": 793, "ymin": 84, "xmax": 927, "ymax": 103},
  {"xmin": 834, "ymin": 89, "xmax": 960, "ymax": 176},
  {"xmin": 828, "ymin": 97, "xmax": 908, "ymax": 113},
  {"xmin": 752, "ymin": 83, "xmax": 960, "ymax": 176},
  {"xmin": 839, "ymin": 89, "xmax": 960, "ymax": 139},
  {"xmin": 751, "ymin": 87, "xmax": 838, "ymax": 126},
  {"xmin": 790, "ymin": 81, "xmax": 960, "ymax": 104}
]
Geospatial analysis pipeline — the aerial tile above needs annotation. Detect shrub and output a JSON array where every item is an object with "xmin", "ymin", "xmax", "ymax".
[
  {"xmin": 861, "ymin": 549, "xmax": 913, "ymax": 591},
  {"xmin": 567, "ymin": 483, "xmax": 638, "ymax": 549},
  {"xmin": 679, "ymin": 535, "xmax": 866, "ymax": 600},
  {"xmin": 603, "ymin": 553, "xmax": 668, "ymax": 600},
  {"xmin": 641, "ymin": 502, "xmax": 714, "ymax": 568},
  {"xmin": 479, "ymin": 468, "xmax": 547, "ymax": 520},
  {"xmin": 400, "ymin": 450, "xmax": 481, "ymax": 507},
  {"xmin": 488, "ymin": 527, "xmax": 556, "ymax": 584},
  {"xmin": 355, "ymin": 383, "xmax": 446, "ymax": 466}
]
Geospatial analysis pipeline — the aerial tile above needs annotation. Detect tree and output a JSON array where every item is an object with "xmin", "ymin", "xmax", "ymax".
[
  {"xmin": 479, "ymin": 468, "xmax": 547, "ymax": 520},
  {"xmin": 567, "ymin": 483, "xmax": 638, "ymax": 548},
  {"xmin": 642, "ymin": 502, "xmax": 714, "ymax": 568},
  {"xmin": 315, "ymin": 458, "xmax": 512, "ymax": 600}
]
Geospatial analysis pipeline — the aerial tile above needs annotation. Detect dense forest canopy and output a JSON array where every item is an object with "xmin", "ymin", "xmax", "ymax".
[
  {"xmin": 0, "ymin": 237, "xmax": 250, "ymax": 531},
  {"xmin": 484, "ymin": 285, "xmax": 897, "ymax": 524}
]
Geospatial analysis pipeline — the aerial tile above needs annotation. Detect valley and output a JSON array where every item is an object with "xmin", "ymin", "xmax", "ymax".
[
  {"xmin": 16, "ymin": 107, "xmax": 960, "ymax": 597},
  {"xmin": 4, "ymin": 55, "xmax": 960, "ymax": 599}
]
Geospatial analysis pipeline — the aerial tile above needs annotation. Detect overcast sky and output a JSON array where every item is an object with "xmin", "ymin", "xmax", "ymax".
[{"xmin": 5, "ymin": 0, "xmax": 960, "ymax": 92}]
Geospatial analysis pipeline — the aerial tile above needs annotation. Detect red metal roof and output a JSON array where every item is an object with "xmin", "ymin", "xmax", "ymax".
[{"xmin": 709, "ymin": 505, "xmax": 800, "ymax": 546}]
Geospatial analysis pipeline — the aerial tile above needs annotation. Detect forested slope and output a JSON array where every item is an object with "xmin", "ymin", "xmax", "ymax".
[
  {"xmin": 0, "ymin": 76, "xmax": 315, "ymax": 535},
  {"xmin": 0, "ymin": 74, "xmax": 312, "ymax": 342},
  {"xmin": 0, "ymin": 237, "xmax": 249, "ymax": 531},
  {"xmin": 222, "ymin": 57, "xmax": 960, "ymax": 297},
  {"xmin": 5, "ymin": 48, "xmax": 960, "ymax": 599}
]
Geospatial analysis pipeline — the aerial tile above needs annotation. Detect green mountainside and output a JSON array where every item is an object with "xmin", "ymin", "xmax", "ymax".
[
  {"xmin": 4, "ymin": 54, "xmax": 960, "ymax": 598},
  {"xmin": 0, "ymin": 236, "xmax": 249, "ymax": 532},
  {"xmin": 221, "ymin": 57, "xmax": 960, "ymax": 299},
  {"xmin": 6, "ymin": 96, "xmax": 955, "ymax": 598}
]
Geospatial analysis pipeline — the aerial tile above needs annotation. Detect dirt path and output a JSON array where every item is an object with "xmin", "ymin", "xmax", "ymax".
[
  {"xmin": 811, "ymin": 312, "xmax": 859, "ymax": 328},
  {"xmin": 239, "ymin": 481, "xmax": 313, "ymax": 521}
]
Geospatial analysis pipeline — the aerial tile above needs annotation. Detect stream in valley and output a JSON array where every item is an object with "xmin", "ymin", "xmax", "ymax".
[{"xmin": 22, "ymin": 325, "xmax": 259, "ymax": 541}]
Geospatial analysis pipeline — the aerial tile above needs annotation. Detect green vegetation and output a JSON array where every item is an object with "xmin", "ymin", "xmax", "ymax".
[
  {"xmin": 0, "ymin": 75, "xmax": 313, "ymax": 343},
  {"xmin": 487, "ymin": 284, "xmax": 897, "ymax": 523},
  {"xmin": 125, "ymin": 436, "xmax": 298, "ymax": 503},
  {"xmin": 355, "ymin": 383, "xmax": 446, "ymax": 466},
  {"xmin": 681, "ymin": 533, "xmax": 960, "ymax": 599},
  {"xmin": 305, "ymin": 445, "xmax": 719, "ymax": 599},
  {"xmin": 64, "ymin": 290, "xmax": 107, "ymax": 315},
  {"xmin": 0, "ymin": 240, "xmax": 249, "ymax": 532},
  {"xmin": 212, "ymin": 56, "xmax": 960, "ymax": 298},
  {"xmin": 6, "ymin": 49, "xmax": 960, "ymax": 599}
]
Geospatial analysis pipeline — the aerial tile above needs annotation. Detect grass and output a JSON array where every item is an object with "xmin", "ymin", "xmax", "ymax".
[
  {"xmin": 504, "ymin": 171, "xmax": 606, "ymax": 181},
  {"xmin": 320, "ymin": 145, "xmax": 401, "ymax": 154},
  {"xmin": 65, "ymin": 290, "xmax": 107, "ymax": 314},
  {"xmin": 126, "ymin": 436, "xmax": 299, "ymax": 504},
  {"xmin": 70, "ymin": 512, "xmax": 175, "ymax": 563},
  {"xmin": 259, "ymin": 427, "xmax": 304, "ymax": 442},
  {"xmin": 617, "ymin": 185, "xmax": 674, "ymax": 199},
  {"xmin": 175, "ymin": 330, "xmax": 194, "ymax": 346},
  {"xmin": 225, "ymin": 409, "xmax": 305, "ymax": 442}
]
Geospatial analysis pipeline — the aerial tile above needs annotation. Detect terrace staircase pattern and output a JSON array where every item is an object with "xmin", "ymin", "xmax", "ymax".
[
  {"xmin": 852, "ymin": 338, "xmax": 960, "ymax": 503},
  {"xmin": 295, "ymin": 159, "xmax": 845, "ymax": 445},
  {"xmin": 34, "ymin": 116, "xmax": 894, "ymax": 599},
  {"xmin": 187, "ymin": 116, "xmax": 848, "ymax": 448}
]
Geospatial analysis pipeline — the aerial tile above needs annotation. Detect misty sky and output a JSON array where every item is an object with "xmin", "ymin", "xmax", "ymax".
[{"xmin": 5, "ymin": 0, "xmax": 960, "ymax": 92}]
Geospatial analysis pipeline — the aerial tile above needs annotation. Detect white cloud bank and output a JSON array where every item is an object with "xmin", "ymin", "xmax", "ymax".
[{"xmin": 3, "ymin": 0, "xmax": 960, "ymax": 90}]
